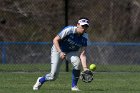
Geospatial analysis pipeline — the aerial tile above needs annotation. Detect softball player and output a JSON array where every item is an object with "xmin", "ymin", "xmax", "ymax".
[{"xmin": 33, "ymin": 17, "xmax": 90, "ymax": 91}]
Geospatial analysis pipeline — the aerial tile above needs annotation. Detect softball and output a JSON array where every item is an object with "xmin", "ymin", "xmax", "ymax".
[{"xmin": 89, "ymin": 64, "xmax": 96, "ymax": 71}]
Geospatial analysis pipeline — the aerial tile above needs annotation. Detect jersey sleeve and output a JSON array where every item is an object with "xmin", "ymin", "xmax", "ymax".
[
  {"xmin": 58, "ymin": 26, "xmax": 75, "ymax": 39},
  {"xmin": 83, "ymin": 33, "xmax": 89, "ymax": 47}
]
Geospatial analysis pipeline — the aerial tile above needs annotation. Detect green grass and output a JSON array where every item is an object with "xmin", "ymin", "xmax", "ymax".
[
  {"xmin": 0, "ymin": 64, "xmax": 140, "ymax": 72},
  {"xmin": 0, "ymin": 64, "xmax": 140, "ymax": 93}
]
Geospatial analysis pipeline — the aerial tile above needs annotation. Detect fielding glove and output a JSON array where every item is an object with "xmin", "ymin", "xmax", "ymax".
[{"xmin": 80, "ymin": 70, "xmax": 93, "ymax": 83}]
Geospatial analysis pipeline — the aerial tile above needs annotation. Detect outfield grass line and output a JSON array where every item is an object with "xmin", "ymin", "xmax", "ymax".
[
  {"xmin": 95, "ymin": 71, "xmax": 140, "ymax": 74},
  {"xmin": 0, "ymin": 71, "xmax": 140, "ymax": 74}
]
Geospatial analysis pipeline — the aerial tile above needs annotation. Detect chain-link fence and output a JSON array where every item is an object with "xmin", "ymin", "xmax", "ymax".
[{"xmin": 0, "ymin": 0, "xmax": 140, "ymax": 72}]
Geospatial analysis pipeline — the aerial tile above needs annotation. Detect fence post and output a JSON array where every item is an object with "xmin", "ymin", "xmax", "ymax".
[
  {"xmin": 2, "ymin": 46, "xmax": 6, "ymax": 64},
  {"xmin": 65, "ymin": 0, "xmax": 69, "ymax": 72},
  {"xmin": 65, "ymin": 0, "xmax": 68, "ymax": 26}
]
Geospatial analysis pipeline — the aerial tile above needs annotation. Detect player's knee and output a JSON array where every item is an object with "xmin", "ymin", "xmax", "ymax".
[{"xmin": 71, "ymin": 56, "xmax": 81, "ymax": 70}]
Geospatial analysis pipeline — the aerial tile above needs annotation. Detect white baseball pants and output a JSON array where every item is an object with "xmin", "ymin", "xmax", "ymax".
[{"xmin": 45, "ymin": 45, "xmax": 81, "ymax": 81}]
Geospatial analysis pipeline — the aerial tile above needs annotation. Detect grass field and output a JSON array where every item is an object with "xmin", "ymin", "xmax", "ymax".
[{"xmin": 0, "ymin": 64, "xmax": 140, "ymax": 93}]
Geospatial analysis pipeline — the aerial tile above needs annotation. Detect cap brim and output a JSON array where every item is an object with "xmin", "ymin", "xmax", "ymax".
[{"xmin": 80, "ymin": 22, "xmax": 89, "ymax": 26}]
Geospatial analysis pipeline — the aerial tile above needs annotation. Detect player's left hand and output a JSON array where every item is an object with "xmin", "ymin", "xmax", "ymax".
[{"xmin": 83, "ymin": 67, "xmax": 89, "ymax": 71}]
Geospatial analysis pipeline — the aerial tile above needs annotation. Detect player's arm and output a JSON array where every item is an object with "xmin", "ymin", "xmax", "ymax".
[
  {"xmin": 53, "ymin": 26, "xmax": 72, "ymax": 59},
  {"xmin": 53, "ymin": 35, "xmax": 61, "ymax": 53},
  {"xmin": 53, "ymin": 35, "xmax": 66, "ymax": 59},
  {"xmin": 80, "ymin": 47, "xmax": 89, "ymax": 71}
]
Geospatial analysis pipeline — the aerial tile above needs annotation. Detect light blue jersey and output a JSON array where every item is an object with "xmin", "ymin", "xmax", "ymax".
[{"xmin": 58, "ymin": 26, "xmax": 88, "ymax": 53}]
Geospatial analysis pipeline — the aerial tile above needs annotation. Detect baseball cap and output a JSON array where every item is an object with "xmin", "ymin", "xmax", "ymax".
[{"xmin": 78, "ymin": 18, "xmax": 89, "ymax": 26}]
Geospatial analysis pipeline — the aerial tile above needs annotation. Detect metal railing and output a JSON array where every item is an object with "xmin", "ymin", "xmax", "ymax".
[{"xmin": 0, "ymin": 42, "xmax": 140, "ymax": 64}]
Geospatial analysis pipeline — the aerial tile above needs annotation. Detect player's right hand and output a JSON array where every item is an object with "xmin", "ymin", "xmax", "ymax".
[{"xmin": 59, "ymin": 52, "xmax": 66, "ymax": 60}]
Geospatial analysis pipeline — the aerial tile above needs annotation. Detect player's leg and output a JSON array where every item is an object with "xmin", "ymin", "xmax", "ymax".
[
  {"xmin": 33, "ymin": 46, "xmax": 62, "ymax": 90},
  {"xmin": 44, "ymin": 53, "xmax": 62, "ymax": 81},
  {"xmin": 38, "ymin": 52, "xmax": 62, "ymax": 82},
  {"xmin": 67, "ymin": 52, "xmax": 81, "ymax": 91}
]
